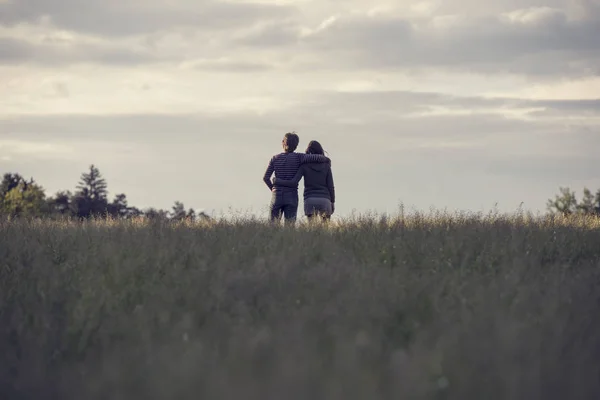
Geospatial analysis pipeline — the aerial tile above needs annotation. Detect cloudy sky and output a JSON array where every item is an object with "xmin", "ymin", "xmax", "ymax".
[{"xmin": 1, "ymin": 0, "xmax": 599, "ymax": 217}]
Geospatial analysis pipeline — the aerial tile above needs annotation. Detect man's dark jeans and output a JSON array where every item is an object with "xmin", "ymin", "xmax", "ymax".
[{"xmin": 270, "ymin": 190, "xmax": 298, "ymax": 224}]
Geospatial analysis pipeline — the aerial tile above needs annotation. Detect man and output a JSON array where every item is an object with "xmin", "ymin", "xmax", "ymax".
[{"xmin": 263, "ymin": 132, "xmax": 330, "ymax": 224}]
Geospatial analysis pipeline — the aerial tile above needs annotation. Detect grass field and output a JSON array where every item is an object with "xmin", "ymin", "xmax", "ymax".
[{"xmin": 1, "ymin": 211, "xmax": 600, "ymax": 400}]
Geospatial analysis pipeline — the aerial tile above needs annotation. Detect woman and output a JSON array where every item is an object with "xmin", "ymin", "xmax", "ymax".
[{"xmin": 274, "ymin": 140, "xmax": 335, "ymax": 221}]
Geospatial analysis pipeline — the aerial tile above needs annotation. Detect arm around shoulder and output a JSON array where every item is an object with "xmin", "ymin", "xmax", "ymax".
[{"xmin": 300, "ymin": 153, "xmax": 331, "ymax": 165}]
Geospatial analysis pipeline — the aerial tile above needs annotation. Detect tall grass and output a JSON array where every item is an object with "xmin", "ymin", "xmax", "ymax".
[{"xmin": 1, "ymin": 211, "xmax": 599, "ymax": 400}]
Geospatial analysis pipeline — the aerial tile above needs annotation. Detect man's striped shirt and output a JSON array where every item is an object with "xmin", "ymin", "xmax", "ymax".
[{"xmin": 263, "ymin": 152, "xmax": 329, "ymax": 192}]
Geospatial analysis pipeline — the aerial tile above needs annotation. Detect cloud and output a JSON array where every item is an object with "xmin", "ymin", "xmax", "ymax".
[
  {"xmin": 527, "ymin": 97, "xmax": 600, "ymax": 108},
  {"xmin": 484, "ymin": 152, "xmax": 600, "ymax": 181},
  {"xmin": 0, "ymin": 139, "xmax": 75, "ymax": 160},
  {"xmin": 295, "ymin": 5, "xmax": 600, "ymax": 77},
  {"xmin": 502, "ymin": 6, "xmax": 565, "ymax": 25},
  {"xmin": 3, "ymin": 89, "xmax": 597, "ymax": 148},
  {"xmin": 0, "ymin": 37, "xmax": 159, "ymax": 66},
  {"xmin": 0, "ymin": 0, "xmax": 295, "ymax": 37},
  {"xmin": 234, "ymin": 22, "xmax": 302, "ymax": 47},
  {"xmin": 178, "ymin": 58, "xmax": 274, "ymax": 72},
  {"xmin": 2, "ymin": 0, "xmax": 599, "ymax": 78}
]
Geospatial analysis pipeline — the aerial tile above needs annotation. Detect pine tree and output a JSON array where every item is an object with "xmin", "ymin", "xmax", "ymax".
[
  {"xmin": 76, "ymin": 165, "xmax": 108, "ymax": 201},
  {"xmin": 73, "ymin": 165, "xmax": 109, "ymax": 218}
]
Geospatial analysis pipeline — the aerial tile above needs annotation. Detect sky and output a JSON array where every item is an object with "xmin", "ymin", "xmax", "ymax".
[{"xmin": 1, "ymin": 0, "xmax": 599, "ymax": 218}]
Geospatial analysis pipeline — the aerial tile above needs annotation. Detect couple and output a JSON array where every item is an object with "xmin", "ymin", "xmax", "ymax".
[{"xmin": 263, "ymin": 132, "xmax": 335, "ymax": 224}]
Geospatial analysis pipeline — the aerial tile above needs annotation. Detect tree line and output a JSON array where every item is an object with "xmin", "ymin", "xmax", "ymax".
[
  {"xmin": 1, "ymin": 164, "xmax": 599, "ymax": 219},
  {"xmin": 0, "ymin": 164, "xmax": 209, "ymax": 221}
]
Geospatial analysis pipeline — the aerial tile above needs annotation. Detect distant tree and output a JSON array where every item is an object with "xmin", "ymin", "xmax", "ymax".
[
  {"xmin": 72, "ymin": 190, "xmax": 92, "ymax": 219},
  {"xmin": 144, "ymin": 208, "xmax": 169, "ymax": 220},
  {"xmin": 197, "ymin": 210, "xmax": 212, "ymax": 221},
  {"xmin": 171, "ymin": 201, "xmax": 187, "ymax": 221},
  {"xmin": 127, "ymin": 207, "xmax": 144, "ymax": 219},
  {"xmin": 107, "ymin": 193, "xmax": 129, "ymax": 219},
  {"xmin": 548, "ymin": 187, "xmax": 600, "ymax": 216},
  {"xmin": 1, "ymin": 180, "xmax": 47, "ymax": 217},
  {"xmin": 77, "ymin": 165, "xmax": 107, "ymax": 200},
  {"xmin": 547, "ymin": 187, "xmax": 578, "ymax": 216},
  {"xmin": 186, "ymin": 208, "xmax": 196, "ymax": 221},
  {"xmin": 73, "ymin": 165, "xmax": 109, "ymax": 218},
  {"xmin": 47, "ymin": 190, "xmax": 74, "ymax": 216},
  {"xmin": 0, "ymin": 173, "xmax": 26, "ymax": 199},
  {"xmin": 577, "ymin": 188, "xmax": 596, "ymax": 215},
  {"xmin": 107, "ymin": 194, "xmax": 143, "ymax": 219}
]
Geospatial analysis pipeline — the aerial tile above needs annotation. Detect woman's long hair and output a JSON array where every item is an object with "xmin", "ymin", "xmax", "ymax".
[{"xmin": 305, "ymin": 140, "xmax": 326, "ymax": 155}]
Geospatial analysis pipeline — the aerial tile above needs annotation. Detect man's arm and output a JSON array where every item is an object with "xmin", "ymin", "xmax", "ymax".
[
  {"xmin": 274, "ymin": 167, "xmax": 304, "ymax": 188},
  {"xmin": 299, "ymin": 153, "xmax": 330, "ymax": 165},
  {"xmin": 263, "ymin": 158, "xmax": 275, "ymax": 191},
  {"xmin": 326, "ymin": 168, "xmax": 335, "ymax": 210}
]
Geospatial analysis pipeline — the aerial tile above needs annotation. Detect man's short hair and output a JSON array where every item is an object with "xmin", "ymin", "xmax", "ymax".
[{"xmin": 283, "ymin": 132, "xmax": 299, "ymax": 153}]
